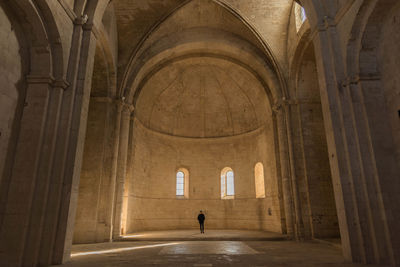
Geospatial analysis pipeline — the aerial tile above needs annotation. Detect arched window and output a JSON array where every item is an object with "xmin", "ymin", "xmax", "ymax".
[
  {"xmin": 176, "ymin": 168, "xmax": 189, "ymax": 198},
  {"xmin": 255, "ymin": 162, "xmax": 265, "ymax": 198},
  {"xmin": 221, "ymin": 167, "xmax": 235, "ymax": 199},
  {"xmin": 295, "ymin": 2, "xmax": 307, "ymax": 32}
]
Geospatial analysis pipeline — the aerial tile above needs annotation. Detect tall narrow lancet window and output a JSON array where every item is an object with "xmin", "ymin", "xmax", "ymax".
[
  {"xmin": 221, "ymin": 167, "xmax": 235, "ymax": 199},
  {"xmin": 295, "ymin": 2, "xmax": 307, "ymax": 32},
  {"xmin": 176, "ymin": 171, "xmax": 184, "ymax": 196},
  {"xmin": 176, "ymin": 168, "xmax": 189, "ymax": 198},
  {"xmin": 255, "ymin": 162, "xmax": 265, "ymax": 198}
]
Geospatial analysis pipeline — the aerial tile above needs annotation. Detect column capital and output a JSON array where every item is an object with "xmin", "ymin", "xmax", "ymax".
[
  {"xmin": 272, "ymin": 97, "xmax": 298, "ymax": 113},
  {"xmin": 272, "ymin": 100, "xmax": 283, "ymax": 114},
  {"xmin": 74, "ymin": 15, "xmax": 88, "ymax": 26},
  {"xmin": 52, "ymin": 79, "xmax": 70, "ymax": 90},
  {"xmin": 115, "ymin": 98, "xmax": 134, "ymax": 114},
  {"xmin": 26, "ymin": 74, "xmax": 54, "ymax": 85},
  {"xmin": 341, "ymin": 73, "xmax": 381, "ymax": 87},
  {"xmin": 26, "ymin": 75, "xmax": 69, "ymax": 90}
]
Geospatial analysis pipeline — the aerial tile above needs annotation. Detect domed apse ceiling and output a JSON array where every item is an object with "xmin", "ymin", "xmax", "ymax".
[{"xmin": 135, "ymin": 57, "xmax": 270, "ymax": 138}]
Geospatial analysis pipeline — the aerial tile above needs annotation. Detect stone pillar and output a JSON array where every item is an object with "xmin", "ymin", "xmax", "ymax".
[
  {"xmin": 112, "ymin": 103, "xmax": 133, "ymax": 239},
  {"xmin": 35, "ymin": 16, "xmax": 86, "ymax": 266},
  {"xmin": 0, "ymin": 5, "xmax": 108, "ymax": 267},
  {"xmin": 0, "ymin": 75, "xmax": 56, "ymax": 266},
  {"xmin": 108, "ymin": 100, "xmax": 122, "ymax": 240},
  {"xmin": 21, "ymin": 78, "xmax": 68, "ymax": 266},
  {"xmin": 283, "ymin": 102, "xmax": 305, "ymax": 240},
  {"xmin": 311, "ymin": 17, "xmax": 398, "ymax": 265},
  {"xmin": 93, "ymin": 98, "xmax": 121, "ymax": 242},
  {"xmin": 274, "ymin": 106, "xmax": 295, "ymax": 238},
  {"xmin": 312, "ymin": 20, "xmax": 367, "ymax": 263},
  {"xmin": 121, "ymin": 112, "xmax": 135, "ymax": 235},
  {"xmin": 50, "ymin": 18, "xmax": 98, "ymax": 265}
]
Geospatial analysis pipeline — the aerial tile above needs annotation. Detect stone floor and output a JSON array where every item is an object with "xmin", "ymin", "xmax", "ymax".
[
  {"xmin": 120, "ymin": 229, "xmax": 286, "ymax": 241},
  {"xmin": 55, "ymin": 230, "xmax": 383, "ymax": 267}
]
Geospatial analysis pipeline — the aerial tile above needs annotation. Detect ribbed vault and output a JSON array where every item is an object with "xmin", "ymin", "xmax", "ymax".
[{"xmin": 117, "ymin": 0, "xmax": 285, "ymax": 108}]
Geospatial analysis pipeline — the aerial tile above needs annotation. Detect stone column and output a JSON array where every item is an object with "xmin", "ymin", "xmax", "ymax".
[
  {"xmin": 312, "ymin": 20, "xmax": 366, "ymax": 263},
  {"xmin": 51, "ymin": 19, "xmax": 98, "ymax": 264},
  {"xmin": 0, "ymin": 8, "xmax": 101, "ymax": 267},
  {"xmin": 22, "ymin": 78, "xmax": 68, "ymax": 266},
  {"xmin": 112, "ymin": 103, "xmax": 133, "ymax": 239},
  {"xmin": 93, "ymin": 98, "xmax": 121, "ymax": 242},
  {"xmin": 106, "ymin": 100, "xmax": 123, "ymax": 240},
  {"xmin": 121, "ymin": 112, "xmax": 135, "ymax": 235},
  {"xmin": 35, "ymin": 16, "xmax": 86, "ymax": 266},
  {"xmin": 310, "ymin": 16, "xmax": 399, "ymax": 264},
  {"xmin": 0, "ymin": 75, "xmax": 55, "ymax": 267},
  {"xmin": 274, "ymin": 106, "xmax": 295, "ymax": 238},
  {"xmin": 283, "ymin": 101, "xmax": 305, "ymax": 240}
]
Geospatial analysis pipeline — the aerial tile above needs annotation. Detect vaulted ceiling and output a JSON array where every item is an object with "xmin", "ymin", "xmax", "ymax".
[
  {"xmin": 112, "ymin": 0, "xmax": 293, "ymax": 90},
  {"xmin": 105, "ymin": 0, "xmax": 294, "ymax": 137}
]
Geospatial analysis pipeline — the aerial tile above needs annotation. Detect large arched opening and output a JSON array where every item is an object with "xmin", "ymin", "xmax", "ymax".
[{"xmin": 118, "ymin": 0, "xmax": 285, "ymax": 235}]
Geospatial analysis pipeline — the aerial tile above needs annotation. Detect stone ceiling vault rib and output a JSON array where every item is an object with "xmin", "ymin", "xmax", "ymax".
[{"xmin": 117, "ymin": 0, "xmax": 286, "ymax": 104}]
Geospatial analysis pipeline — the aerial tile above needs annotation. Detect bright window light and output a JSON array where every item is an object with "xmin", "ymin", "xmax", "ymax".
[
  {"xmin": 176, "ymin": 171, "xmax": 184, "ymax": 196},
  {"xmin": 176, "ymin": 168, "xmax": 189, "ymax": 198},
  {"xmin": 221, "ymin": 167, "xmax": 235, "ymax": 199},
  {"xmin": 255, "ymin": 162, "xmax": 265, "ymax": 198},
  {"xmin": 226, "ymin": 171, "xmax": 235, "ymax": 196},
  {"xmin": 295, "ymin": 2, "xmax": 307, "ymax": 32}
]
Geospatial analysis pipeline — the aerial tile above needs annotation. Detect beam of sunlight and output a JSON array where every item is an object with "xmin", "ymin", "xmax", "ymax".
[
  {"xmin": 71, "ymin": 242, "xmax": 180, "ymax": 257},
  {"xmin": 121, "ymin": 234, "xmax": 144, "ymax": 238}
]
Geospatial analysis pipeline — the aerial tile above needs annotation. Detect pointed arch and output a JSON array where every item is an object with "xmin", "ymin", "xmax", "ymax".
[{"xmin": 120, "ymin": 0, "xmax": 286, "ymax": 107}]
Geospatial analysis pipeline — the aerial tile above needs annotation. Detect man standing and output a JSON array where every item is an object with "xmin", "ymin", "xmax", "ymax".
[{"xmin": 197, "ymin": 210, "xmax": 205, "ymax": 233}]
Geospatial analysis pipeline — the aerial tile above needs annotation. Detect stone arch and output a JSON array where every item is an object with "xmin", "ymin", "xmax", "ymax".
[
  {"xmin": 344, "ymin": 1, "xmax": 400, "ymax": 264},
  {"xmin": 0, "ymin": 1, "xmax": 68, "ymax": 266},
  {"xmin": 0, "ymin": 1, "xmax": 29, "ymax": 201},
  {"xmin": 0, "ymin": 1, "xmax": 64, "ymax": 79},
  {"xmin": 120, "ymin": 0, "xmax": 286, "ymax": 107},
  {"xmin": 0, "ymin": 0, "xmax": 66, "ymax": 213}
]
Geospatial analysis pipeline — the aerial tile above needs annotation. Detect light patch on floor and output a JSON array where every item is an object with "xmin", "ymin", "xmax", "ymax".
[
  {"xmin": 159, "ymin": 241, "xmax": 259, "ymax": 255},
  {"xmin": 71, "ymin": 242, "xmax": 180, "ymax": 257}
]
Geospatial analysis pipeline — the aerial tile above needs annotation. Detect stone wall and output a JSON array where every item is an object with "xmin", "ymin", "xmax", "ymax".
[
  {"xmin": 127, "ymin": 120, "xmax": 282, "ymax": 233},
  {"xmin": 294, "ymin": 44, "xmax": 339, "ymax": 238},
  {"xmin": 0, "ymin": 6, "xmax": 23, "ymax": 188},
  {"xmin": 73, "ymin": 100, "xmax": 117, "ymax": 243},
  {"xmin": 379, "ymin": 3, "xmax": 400, "ymax": 166},
  {"xmin": 286, "ymin": 4, "xmax": 339, "ymax": 239}
]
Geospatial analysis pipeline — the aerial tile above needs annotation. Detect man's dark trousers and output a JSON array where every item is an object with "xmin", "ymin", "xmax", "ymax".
[{"xmin": 199, "ymin": 222, "xmax": 204, "ymax": 233}]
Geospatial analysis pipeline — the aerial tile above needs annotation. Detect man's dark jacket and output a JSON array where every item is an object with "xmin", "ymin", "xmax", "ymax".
[{"xmin": 198, "ymin": 214, "xmax": 205, "ymax": 223}]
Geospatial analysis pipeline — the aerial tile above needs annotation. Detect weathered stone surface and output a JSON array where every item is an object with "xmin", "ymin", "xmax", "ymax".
[{"xmin": 0, "ymin": 1, "xmax": 399, "ymax": 266}]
